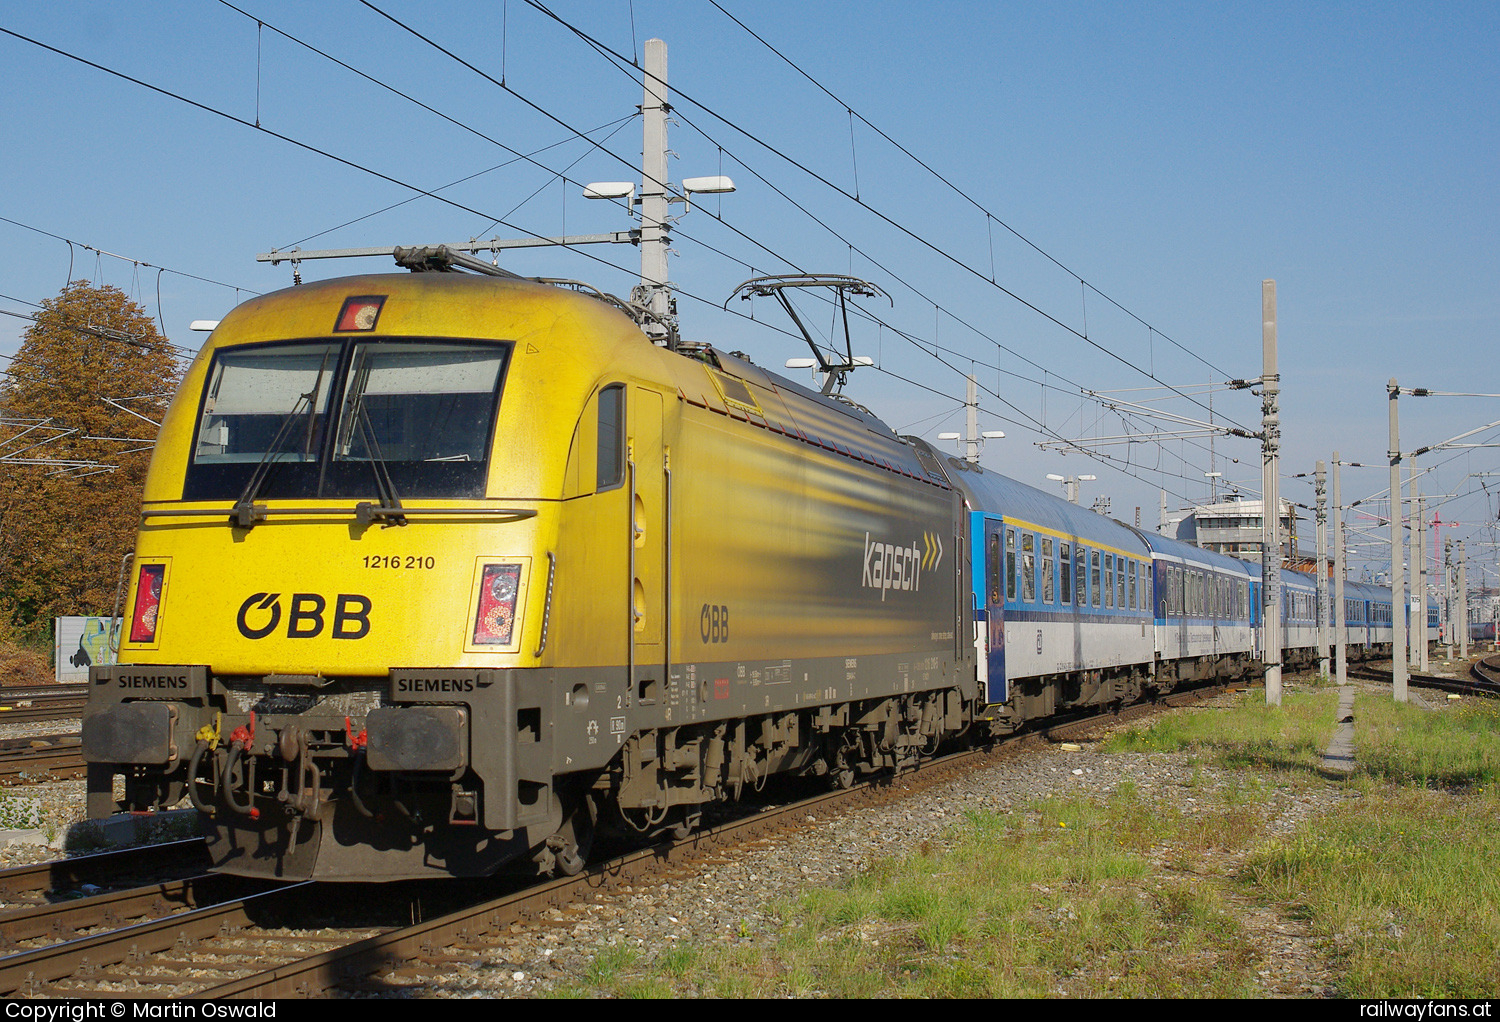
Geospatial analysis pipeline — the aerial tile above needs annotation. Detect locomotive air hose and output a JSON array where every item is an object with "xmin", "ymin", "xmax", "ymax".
[
  {"xmin": 187, "ymin": 741, "xmax": 216, "ymax": 816},
  {"xmin": 221, "ymin": 742, "xmax": 256, "ymax": 816}
]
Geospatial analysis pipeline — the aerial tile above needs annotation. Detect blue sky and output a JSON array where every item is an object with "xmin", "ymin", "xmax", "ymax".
[{"xmin": 2, "ymin": 1, "xmax": 1497, "ymax": 588}]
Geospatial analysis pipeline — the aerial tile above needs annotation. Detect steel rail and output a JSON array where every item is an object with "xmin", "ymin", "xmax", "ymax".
[
  {"xmin": 0, "ymin": 882, "xmax": 316, "ymax": 996},
  {"xmin": 0, "ymin": 840, "xmax": 210, "ymax": 899}
]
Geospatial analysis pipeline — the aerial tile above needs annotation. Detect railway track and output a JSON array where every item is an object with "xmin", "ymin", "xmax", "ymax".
[
  {"xmin": 0, "ymin": 735, "xmax": 85, "ymax": 783},
  {"xmin": 0, "ymin": 689, "xmax": 86, "ymax": 727},
  {"xmin": 0, "ymin": 686, "xmax": 88, "ymax": 784},
  {"xmin": 0, "ymin": 839, "xmax": 210, "ymax": 905},
  {"xmin": 1346, "ymin": 659, "xmax": 1500, "ymax": 699},
  {"xmin": 0, "ymin": 682, "xmax": 1233, "ymax": 997},
  {"xmin": 1468, "ymin": 654, "xmax": 1500, "ymax": 693}
]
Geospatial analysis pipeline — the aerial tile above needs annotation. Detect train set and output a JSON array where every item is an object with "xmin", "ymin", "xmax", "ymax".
[{"xmin": 80, "ymin": 268, "xmax": 1432, "ymax": 881}]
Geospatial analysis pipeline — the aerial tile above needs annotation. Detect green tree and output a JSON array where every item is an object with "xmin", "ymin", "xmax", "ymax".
[{"xmin": 0, "ymin": 282, "xmax": 182, "ymax": 634}]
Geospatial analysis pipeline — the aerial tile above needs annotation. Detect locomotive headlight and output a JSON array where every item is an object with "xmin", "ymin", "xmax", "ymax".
[
  {"xmin": 129, "ymin": 563, "xmax": 167, "ymax": 643},
  {"xmin": 472, "ymin": 563, "xmax": 523, "ymax": 646}
]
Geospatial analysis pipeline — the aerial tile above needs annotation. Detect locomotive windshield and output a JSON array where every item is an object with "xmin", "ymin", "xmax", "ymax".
[{"xmin": 184, "ymin": 337, "xmax": 510, "ymax": 500}]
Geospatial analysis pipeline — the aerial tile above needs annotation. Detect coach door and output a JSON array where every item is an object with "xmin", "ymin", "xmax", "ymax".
[{"xmin": 982, "ymin": 517, "xmax": 1007, "ymax": 704}]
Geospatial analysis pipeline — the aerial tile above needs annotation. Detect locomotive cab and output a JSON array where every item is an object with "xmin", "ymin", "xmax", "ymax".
[{"xmin": 83, "ymin": 273, "xmax": 648, "ymax": 879}]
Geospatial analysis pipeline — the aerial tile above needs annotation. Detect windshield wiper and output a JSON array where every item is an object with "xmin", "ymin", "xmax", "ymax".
[
  {"xmin": 231, "ymin": 352, "xmax": 332, "ymax": 528},
  {"xmin": 350, "ymin": 401, "xmax": 406, "ymax": 528}
]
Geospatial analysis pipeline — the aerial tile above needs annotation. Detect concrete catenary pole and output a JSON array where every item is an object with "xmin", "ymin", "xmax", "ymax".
[
  {"xmin": 1389, "ymin": 379, "xmax": 1408, "ymax": 703},
  {"xmin": 1440, "ymin": 537, "xmax": 1452, "ymax": 657},
  {"xmin": 1261, "ymin": 281, "xmax": 1283, "ymax": 706},
  {"xmin": 638, "ymin": 39, "xmax": 672, "ymax": 343},
  {"xmin": 1444, "ymin": 538, "xmax": 1454, "ymax": 658},
  {"xmin": 1416, "ymin": 491, "xmax": 1428, "ymax": 671},
  {"xmin": 1316, "ymin": 461, "xmax": 1329, "ymax": 678},
  {"xmin": 1459, "ymin": 540, "xmax": 1469, "ymax": 659},
  {"xmin": 1333, "ymin": 453, "xmax": 1347, "ymax": 685}
]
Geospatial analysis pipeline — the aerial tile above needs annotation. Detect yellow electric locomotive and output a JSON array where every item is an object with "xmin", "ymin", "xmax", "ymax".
[{"xmin": 82, "ymin": 269, "xmax": 968, "ymax": 879}]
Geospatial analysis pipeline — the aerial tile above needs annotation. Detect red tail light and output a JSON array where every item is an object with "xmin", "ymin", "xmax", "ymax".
[
  {"xmin": 472, "ymin": 564, "xmax": 521, "ymax": 645},
  {"xmin": 130, "ymin": 564, "xmax": 166, "ymax": 642}
]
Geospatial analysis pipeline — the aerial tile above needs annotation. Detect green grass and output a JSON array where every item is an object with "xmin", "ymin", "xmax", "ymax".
[
  {"xmin": 554, "ymin": 783, "xmax": 1267, "ymax": 998},
  {"xmin": 543, "ymin": 687, "xmax": 1500, "ymax": 998},
  {"xmin": 1104, "ymin": 688, "xmax": 1337, "ymax": 777},
  {"xmin": 1241, "ymin": 694, "xmax": 1500, "ymax": 996}
]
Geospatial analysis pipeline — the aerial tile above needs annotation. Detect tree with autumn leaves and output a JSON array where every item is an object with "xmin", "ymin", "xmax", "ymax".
[{"xmin": 0, "ymin": 282, "xmax": 182, "ymax": 636}]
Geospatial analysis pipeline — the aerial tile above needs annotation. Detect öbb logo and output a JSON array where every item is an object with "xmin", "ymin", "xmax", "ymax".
[{"xmin": 237, "ymin": 593, "xmax": 372, "ymax": 640}]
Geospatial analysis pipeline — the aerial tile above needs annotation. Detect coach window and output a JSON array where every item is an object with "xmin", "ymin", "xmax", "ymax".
[
  {"xmin": 1104, "ymin": 554, "xmax": 1114, "ymax": 608},
  {"xmin": 1042, "ymin": 537, "xmax": 1055, "ymax": 603},
  {"xmin": 1116, "ymin": 557, "xmax": 1126, "ymax": 610},
  {"xmin": 1128, "ymin": 559, "xmax": 1137, "ymax": 610},
  {"xmin": 1006, "ymin": 529, "xmax": 1017, "ymax": 602},
  {"xmin": 1075, "ymin": 546, "xmax": 1087, "ymax": 606},
  {"xmin": 597, "ymin": 384, "xmax": 625, "ymax": 491},
  {"xmin": 987, "ymin": 532, "xmax": 1002, "ymax": 605},
  {"xmin": 1091, "ymin": 551, "xmax": 1102, "ymax": 608},
  {"xmin": 1022, "ymin": 533, "xmax": 1036, "ymax": 603},
  {"xmin": 1060, "ymin": 543, "xmax": 1073, "ymax": 605}
]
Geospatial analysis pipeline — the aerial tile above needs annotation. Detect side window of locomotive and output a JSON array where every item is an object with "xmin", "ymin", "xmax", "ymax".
[
  {"xmin": 1021, "ymin": 533, "xmax": 1036, "ymax": 603},
  {"xmin": 1060, "ymin": 542, "xmax": 1072, "ymax": 605},
  {"xmin": 597, "ymin": 384, "xmax": 625, "ymax": 491},
  {"xmin": 1041, "ymin": 537, "xmax": 1055, "ymax": 604}
]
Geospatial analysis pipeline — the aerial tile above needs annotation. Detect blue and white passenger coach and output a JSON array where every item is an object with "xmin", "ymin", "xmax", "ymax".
[
  {"xmin": 1135, "ymin": 530, "xmax": 1258, "ymax": 683},
  {"xmin": 956, "ymin": 470, "xmax": 1155, "ymax": 725}
]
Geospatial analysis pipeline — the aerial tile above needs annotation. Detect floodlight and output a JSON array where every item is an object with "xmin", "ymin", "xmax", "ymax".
[
  {"xmin": 190, "ymin": 320, "xmax": 220, "ymax": 332},
  {"xmin": 937, "ymin": 432, "xmax": 961, "ymax": 441},
  {"xmin": 583, "ymin": 182, "xmax": 636, "ymax": 200},
  {"xmin": 785, "ymin": 358, "xmax": 817, "ymax": 369},
  {"xmin": 682, "ymin": 176, "xmax": 736, "ymax": 195}
]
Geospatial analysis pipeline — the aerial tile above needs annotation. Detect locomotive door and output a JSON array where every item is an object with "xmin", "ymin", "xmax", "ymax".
[{"xmin": 628, "ymin": 388, "xmax": 665, "ymax": 700}]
